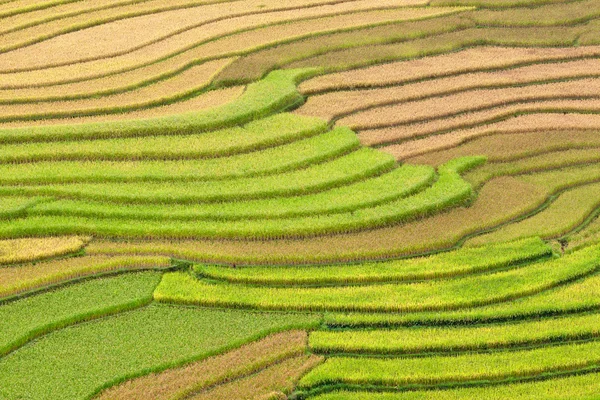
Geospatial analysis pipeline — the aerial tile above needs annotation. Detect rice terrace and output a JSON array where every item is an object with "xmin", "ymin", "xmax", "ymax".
[{"xmin": 2, "ymin": 0, "xmax": 600, "ymax": 398}]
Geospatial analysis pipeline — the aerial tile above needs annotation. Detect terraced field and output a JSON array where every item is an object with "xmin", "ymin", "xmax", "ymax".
[{"xmin": 2, "ymin": 0, "xmax": 600, "ymax": 398}]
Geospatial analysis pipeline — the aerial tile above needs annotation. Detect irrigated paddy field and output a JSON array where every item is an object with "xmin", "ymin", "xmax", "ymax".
[{"xmin": 1, "ymin": 0, "xmax": 600, "ymax": 398}]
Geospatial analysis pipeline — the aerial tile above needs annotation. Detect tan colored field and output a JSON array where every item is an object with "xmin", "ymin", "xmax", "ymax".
[
  {"xmin": 0, "ymin": 86, "xmax": 243, "ymax": 128},
  {"xmin": 407, "ymin": 129, "xmax": 600, "ymax": 166},
  {"xmin": 1, "ymin": 0, "xmax": 152, "ymax": 34},
  {"xmin": 0, "ymin": 236, "xmax": 88, "ymax": 265},
  {"xmin": 96, "ymin": 330, "xmax": 309, "ymax": 400},
  {"xmin": 0, "ymin": 56, "xmax": 237, "ymax": 101},
  {"xmin": 0, "ymin": 59, "xmax": 232, "ymax": 120},
  {"xmin": 0, "ymin": 255, "xmax": 170, "ymax": 298},
  {"xmin": 378, "ymin": 112, "xmax": 600, "ymax": 160},
  {"xmin": 1, "ymin": 0, "xmax": 391, "ymax": 69},
  {"xmin": 338, "ymin": 78, "xmax": 600, "ymax": 130},
  {"xmin": 0, "ymin": 0, "xmax": 58, "ymax": 14},
  {"xmin": 86, "ymin": 177, "xmax": 549, "ymax": 264},
  {"xmin": 189, "ymin": 354, "xmax": 323, "ymax": 400},
  {"xmin": 579, "ymin": 19, "xmax": 600, "ymax": 45},
  {"xmin": 0, "ymin": 0, "xmax": 214, "ymax": 45},
  {"xmin": 358, "ymin": 96, "xmax": 600, "ymax": 144},
  {"xmin": 0, "ymin": 0, "xmax": 434, "ymax": 86},
  {"xmin": 285, "ymin": 25, "xmax": 588, "ymax": 74},
  {"xmin": 215, "ymin": 14, "xmax": 474, "ymax": 84},
  {"xmin": 295, "ymin": 57, "xmax": 600, "ymax": 120},
  {"xmin": 468, "ymin": 182, "xmax": 600, "ymax": 245},
  {"xmin": 298, "ymin": 46, "xmax": 600, "ymax": 93},
  {"xmin": 466, "ymin": 148, "xmax": 600, "ymax": 188}
]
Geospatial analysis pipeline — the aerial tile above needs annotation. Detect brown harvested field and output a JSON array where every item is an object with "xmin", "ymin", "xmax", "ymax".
[
  {"xmin": 298, "ymin": 46, "xmax": 600, "ymax": 94},
  {"xmin": 0, "ymin": 2, "xmax": 442, "ymax": 88},
  {"xmin": 467, "ymin": 182, "xmax": 600, "ymax": 246},
  {"xmin": 0, "ymin": 0, "xmax": 155, "ymax": 33},
  {"xmin": 282, "ymin": 25, "xmax": 586, "ymax": 75},
  {"xmin": 295, "ymin": 57, "xmax": 600, "ymax": 121},
  {"xmin": 3, "ymin": 10, "xmax": 467, "ymax": 90},
  {"xmin": 0, "ymin": 2, "xmax": 230, "ymax": 68},
  {"xmin": 0, "ymin": 54, "xmax": 237, "ymax": 100},
  {"xmin": 0, "ymin": 236, "xmax": 88, "ymax": 265},
  {"xmin": 358, "ymin": 98, "xmax": 600, "ymax": 149},
  {"xmin": 214, "ymin": 14, "xmax": 474, "ymax": 84},
  {"xmin": 0, "ymin": 0, "xmax": 435, "ymax": 84},
  {"xmin": 0, "ymin": 86, "xmax": 243, "ymax": 128},
  {"xmin": 170, "ymin": 6, "xmax": 457, "ymax": 68},
  {"xmin": 0, "ymin": 255, "xmax": 170, "ymax": 298},
  {"xmin": 95, "ymin": 330, "xmax": 309, "ymax": 400},
  {"xmin": 85, "ymin": 177, "xmax": 549, "ymax": 264},
  {"xmin": 465, "ymin": 148, "xmax": 600, "ymax": 187},
  {"xmin": 0, "ymin": 0, "xmax": 368, "ymax": 69},
  {"xmin": 0, "ymin": 0, "xmax": 54, "ymax": 13},
  {"xmin": 406, "ymin": 130, "xmax": 600, "ymax": 166},
  {"xmin": 0, "ymin": 59, "xmax": 232, "ymax": 120},
  {"xmin": 188, "ymin": 354, "xmax": 323, "ymax": 400},
  {"xmin": 470, "ymin": 0, "xmax": 600, "ymax": 26},
  {"xmin": 337, "ymin": 78, "xmax": 600, "ymax": 130},
  {"xmin": 0, "ymin": 59, "xmax": 189, "ymax": 101},
  {"xmin": 379, "ymin": 114, "xmax": 600, "ymax": 159},
  {"xmin": 0, "ymin": 0, "xmax": 214, "ymax": 43}
]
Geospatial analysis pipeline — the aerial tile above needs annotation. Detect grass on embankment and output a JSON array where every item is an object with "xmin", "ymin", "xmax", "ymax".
[
  {"xmin": 195, "ymin": 237, "xmax": 551, "ymax": 285},
  {"xmin": 310, "ymin": 311, "xmax": 600, "ymax": 355},
  {"xmin": 0, "ymin": 305, "xmax": 319, "ymax": 400},
  {"xmin": 298, "ymin": 339, "xmax": 600, "ymax": 390},
  {"xmin": 0, "ymin": 272, "xmax": 161, "ymax": 357},
  {"xmin": 154, "ymin": 245, "xmax": 599, "ymax": 313}
]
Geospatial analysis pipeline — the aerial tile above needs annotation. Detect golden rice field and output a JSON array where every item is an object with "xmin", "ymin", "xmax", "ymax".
[{"xmin": 1, "ymin": 0, "xmax": 600, "ymax": 398}]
